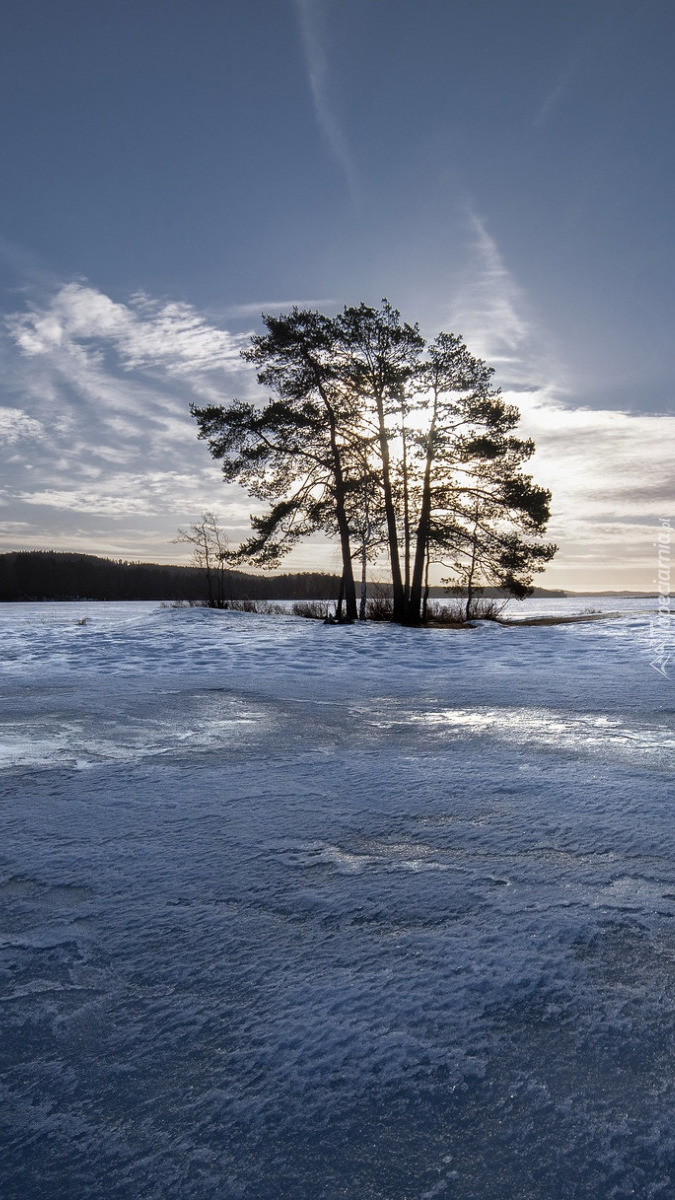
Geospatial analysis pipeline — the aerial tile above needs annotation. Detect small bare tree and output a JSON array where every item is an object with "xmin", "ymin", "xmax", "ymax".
[
  {"xmin": 174, "ymin": 512, "xmax": 231, "ymax": 608},
  {"xmin": 348, "ymin": 457, "xmax": 387, "ymax": 621}
]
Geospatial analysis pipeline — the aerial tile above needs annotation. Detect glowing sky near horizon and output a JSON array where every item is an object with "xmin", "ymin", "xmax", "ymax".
[{"xmin": 0, "ymin": 0, "xmax": 673, "ymax": 590}]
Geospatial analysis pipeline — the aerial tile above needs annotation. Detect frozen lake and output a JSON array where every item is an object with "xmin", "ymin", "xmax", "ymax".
[{"xmin": 1, "ymin": 598, "xmax": 673, "ymax": 1198}]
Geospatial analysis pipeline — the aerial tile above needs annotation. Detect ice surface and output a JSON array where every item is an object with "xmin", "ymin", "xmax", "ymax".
[{"xmin": 1, "ymin": 599, "xmax": 674, "ymax": 1199}]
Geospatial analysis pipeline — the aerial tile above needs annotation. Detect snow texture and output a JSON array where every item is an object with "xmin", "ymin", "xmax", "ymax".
[{"xmin": 1, "ymin": 598, "xmax": 673, "ymax": 1199}]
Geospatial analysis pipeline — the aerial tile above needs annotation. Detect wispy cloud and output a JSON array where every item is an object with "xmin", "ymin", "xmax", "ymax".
[
  {"xmin": 223, "ymin": 297, "xmax": 336, "ymax": 318},
  {"xmin": 431, "ymin": 370, "xmax": 665, "ymax": 589},
  {"xmin": 0, "ymin": 407, "xmax": 45, "ymax": 443},
  {"xmin": 532, "ymin": 10, "xmax": 636, "ymax": 131},
  {"xmin": 1, "ymin": 282, "xmax": 257, "ymax": 558},
  {"xmin": 9, "ymin": 283, "xmax": 249, "ymax": 375},
  {"xmin": 533, "ymin": 55, "xmax": 584, "ymax": 129},
  {"xmin": 446, "ymin": 210, "xmax": 674, "ymax": 588},
  {"xmin": 15, "ymin": 472, "xmax": 256, "ymax": 519},
  {"xmin": 450, "ymin": 209, "xmax": 540, "ymax": 381},
  {"xmin": 499, "ymin": 383, "xmax": 675, "ymax": 588},
  {"xmin": 291, "ymin": 0, "xmax": 359, "ymax": 201},
  {"xmin": 515, "ymin": 387, "xmax": 675, "ymax": 515}
]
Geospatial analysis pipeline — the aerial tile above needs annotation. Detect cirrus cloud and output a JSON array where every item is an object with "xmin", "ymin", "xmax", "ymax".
[
  {"xmin": 8, "ymin": 283, "xmax": 249, "ymax": 376},
  {"xmin": 1, "ymin": 282, "xmax": 256, "ymax": 560}
]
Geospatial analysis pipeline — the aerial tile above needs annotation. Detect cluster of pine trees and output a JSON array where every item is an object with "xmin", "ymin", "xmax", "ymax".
[{"xmin": 192, "ymin": 300, "xmax": 556, "ymax": 624}]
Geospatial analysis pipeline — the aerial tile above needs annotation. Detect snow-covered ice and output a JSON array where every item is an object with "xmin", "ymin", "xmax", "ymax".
[{"xmin": 0, "ymin": 598, "xmax": 673, "ymax": 1198}]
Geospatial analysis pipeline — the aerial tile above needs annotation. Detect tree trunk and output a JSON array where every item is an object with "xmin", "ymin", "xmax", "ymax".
[
  {"xmin": 374, "ymin": 391, "xmax": 405, "ymax": 622},
  {"xmin": 203, "ymin": 538, "xmax": 215, "ymax": 608},
  {"xmin": 321, "ymin": 388, "xmax": 357, "ymax": 621},
  {"xmin": 408, "ymin": 403, "xmax": 438, "ymax": 624},
  {"xmin": 465, "ymin": 518, "xmax": 479, "ymax": 620},
  {"xmin": 215, "ymin": 562, "xmax": 226, "ymax": 608},
  {"xmin": 359, "ymin": 542, "xmax": 368, "ymax": 620},
  {"xmin": 358, "ymin": 489, "xmax": 371, "ymax": 621},
  {"xmin": 336, "ymin": 573, "xmax": 345, "ymax": 621},
  {"xmin": 401, "ymin": 411, "xmax": 411, "ymax": 601},
  {"xmin": 421, "ymin": 545, "xmax": 430, "ymax": 623},
  {"xmin": 336, "ymin": 508, "xmax": 357, "ymax": 621}
]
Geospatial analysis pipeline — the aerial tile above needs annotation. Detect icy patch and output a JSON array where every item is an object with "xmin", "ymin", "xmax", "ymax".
[
  {"xmin": 0, "ymin": 707, "xmax": 261, "ymax": 770},
  {"xmin": 408, "ymin": 706, "xmax": 675, "ymax": 766}
]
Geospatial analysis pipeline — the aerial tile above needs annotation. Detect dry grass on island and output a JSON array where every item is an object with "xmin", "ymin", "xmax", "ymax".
[{"xmin": 275, "ymin": 596, "xmax": 628, "ymax": 629}]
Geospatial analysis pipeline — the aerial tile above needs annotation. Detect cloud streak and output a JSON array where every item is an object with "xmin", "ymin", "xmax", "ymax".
[
  {"xmin": 1, "ymin": 282, "xmax": 256, "ymax": 558},
  {"xmin": 533, "ymin": 55, "xmax": 584, "ymax": 129},
  {"xmin": 450, "ymin": 210, "xmax": 538, "ymax": 380},
  {"xmin": 292, "ymin": 0, "xmax": 360, "ymax": 201},
  {"xmin": 446, "ymin": 210, "xmax": 674, "ymax": 588},
  {"xmin": 9, "ymin": 284, "xmax": 249, "ymax": 376},
  {"xmin": 223, "ymin": 298, "xmax": 336, "ymax": 318},
  {"xmin": 0, "ymin": 407, "xmax": 45, "ymax": 444}
]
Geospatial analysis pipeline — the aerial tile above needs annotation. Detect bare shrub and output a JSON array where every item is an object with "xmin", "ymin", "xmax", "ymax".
[
  {"xmin": 424, "ymin": 600, "xmax": 466, "ymax": 625},
  {"xmin": 365, "ymin": 583, "xmax": 394, "ymax": 621},
  {"xmin": 292, "ymin": 600, "xmax": 330, "ymax": 619},
  {"xmin": 159, "ymin": 600, "xmax": 206, "ymax": 609},
  {"xmin": 222, "ymin": 599, "xmax": 286, "ymax": 614},
  {"xmin": 365, "ymin": 596, "xmax": 392, "ymax": 621},
  {"xmin": 469, "ymin": 597, "xmax": 506, "ymax": 621},
  {"xmin": 426, "ymin": 597, "xmax": 506, "ymax": 624}
]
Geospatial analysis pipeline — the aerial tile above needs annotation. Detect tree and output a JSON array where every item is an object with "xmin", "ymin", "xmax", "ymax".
[
  {"xmin": 336, "ymin": 301, "xmax": 425, "ymax": 622},
  {"xmin": 437, "ymin": 497, "xmax": 557, "ymax": 621},
  {"xmin": 191, "ymin": 301, "xmax": 557, "ymax": 624},
  {"xmin": 406, "ymin": 331, "xmax": 498, "ymax": 621},
  {"xmin": 174, "ymin": 512, "xmax": 230, "ymax": 607},
  {"xmin": 345, "ymin": 446, "xmax": 388, "ymax": 620},
  {"xmin": 192, "ymin": 309, "xmax": 368, "ymax": 622},
  {"xmin": 405, "ymin": 331, "xmax": 557, "ymax": 622},
  {"xmin": 333, "ymin": 307, "xmax": 555, "ymax": 623}
]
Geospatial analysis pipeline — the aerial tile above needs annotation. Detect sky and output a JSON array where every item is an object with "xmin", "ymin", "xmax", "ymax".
[{"xmin": 0, "ymin": 0, "xmax": 673, "ymax": 591}]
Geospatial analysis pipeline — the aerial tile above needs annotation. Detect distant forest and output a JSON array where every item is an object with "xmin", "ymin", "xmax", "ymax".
[
  {"xmin": 0, "ymin": 551, "xmax": 567, "ymax": 604},
  {"xmin": 0, "ymin": 551, "xmax": 343, "ymax": 603}
]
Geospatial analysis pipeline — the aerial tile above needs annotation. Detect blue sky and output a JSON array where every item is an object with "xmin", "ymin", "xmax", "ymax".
[{"xmin": 1, "ymin": 0, "xmax": 673, "ymax": 589}]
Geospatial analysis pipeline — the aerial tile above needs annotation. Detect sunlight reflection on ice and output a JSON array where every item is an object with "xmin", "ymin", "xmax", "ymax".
[
  {"xmin": 406, "ymin": 706, "xmax": 674, "ymax": 762},
  {"xmin": 0, "ymin": 713, "xmax": 260, "ymax": 770}
]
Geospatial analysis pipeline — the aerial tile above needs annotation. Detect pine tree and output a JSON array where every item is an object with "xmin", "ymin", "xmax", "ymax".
[{"xmin": 191, "ymin": 300, "xmax": 557, "ymax": 624}]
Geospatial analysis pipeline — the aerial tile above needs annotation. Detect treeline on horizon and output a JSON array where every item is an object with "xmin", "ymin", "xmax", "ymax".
[
  {"xmin": 0, "ymin": 551, "xmax": 567, "ymax": 604},
  {"xmin": 0, "ymin": 551, "xmax": 342, "ymax": 603}
]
